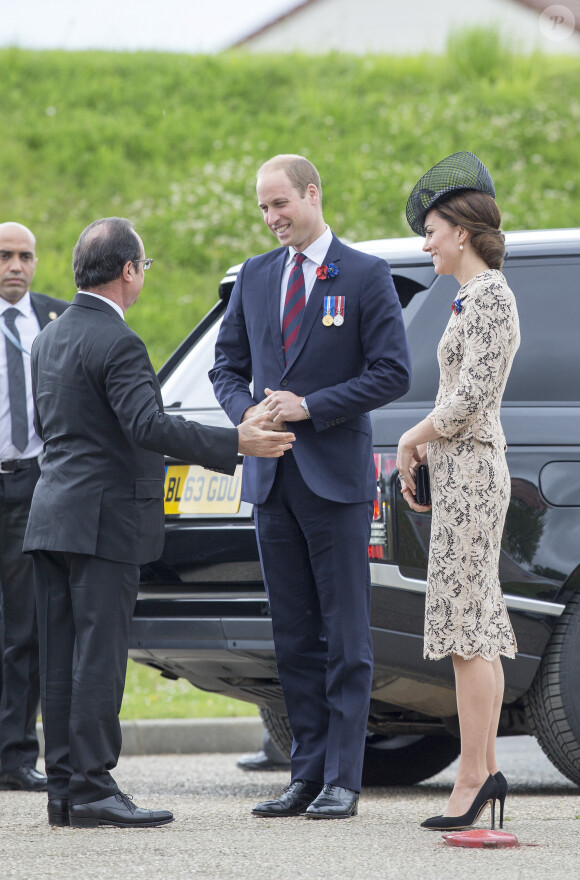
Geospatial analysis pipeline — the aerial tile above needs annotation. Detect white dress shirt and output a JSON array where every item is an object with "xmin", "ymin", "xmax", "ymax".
[
  {"xmin": 279, "ymin": 226, "xmax": 334, "ymax": 327},
  {"xmin": 78, "ymin": 290, "xmax": 125, "ymax": 320},
  {"xmin": 0, "ymin": 292, "xmax": 44, "ymax": 460}
]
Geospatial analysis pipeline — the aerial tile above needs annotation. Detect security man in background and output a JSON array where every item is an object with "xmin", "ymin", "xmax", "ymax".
[{"xmin": 0, "ymin": 222, "xmax": 68, "ymax": 792}]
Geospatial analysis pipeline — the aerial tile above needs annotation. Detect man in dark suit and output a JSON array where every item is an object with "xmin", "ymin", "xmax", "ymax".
[
  {"xmin": 210, "ymin": 155, "xmax": 411, "ymax": 818},
  {"xmin": 23, "ymin": 217, "xmax": 295, "ymax": 829},
  {"xmin": 0, "ymin": 222, "xmax": 68, "ymax": 793}
]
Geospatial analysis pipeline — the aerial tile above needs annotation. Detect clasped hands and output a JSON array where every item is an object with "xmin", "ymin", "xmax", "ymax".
[{"xmin": 237, "ymin": 388, "xmax": 306, "ymax": 459}]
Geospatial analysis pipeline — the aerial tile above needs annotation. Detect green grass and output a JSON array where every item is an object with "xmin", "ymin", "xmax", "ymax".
[
  {"xmin": 1, "ymin": 32, "xmax": 579, "ymax": 368},
  {"xmin": 120, "ymin": 660, "xmax": 259, "ymax": 720}
]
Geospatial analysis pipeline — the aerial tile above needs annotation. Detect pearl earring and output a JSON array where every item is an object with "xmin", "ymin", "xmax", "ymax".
[{"xmin": 459, "ymin": 243, "xmax": 464, "ymax": 251}]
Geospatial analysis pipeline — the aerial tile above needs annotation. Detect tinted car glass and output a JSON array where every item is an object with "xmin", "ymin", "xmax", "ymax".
[
  {"xmin": 394, "ymin": 273, "xmax": 458, "ymax": 404},
  {"xmin": 502, "ymin": 258, "xmax": 580, "ymax": 403},
  {"xmin": 396, "ymin": 256, "xmax": 580, "ymax": 406}
]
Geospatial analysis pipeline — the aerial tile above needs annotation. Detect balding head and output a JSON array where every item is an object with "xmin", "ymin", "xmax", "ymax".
[
  {"xmin": 73, "ymin": 217, "xmax": 142, "ymax": 291},
  {"xmin": 0, "ymin": 222, "xmax": 37, "ymax": 304},
  {"xmin": 0, "ymin": 222, "xmax": 36, "ymax": 247}
]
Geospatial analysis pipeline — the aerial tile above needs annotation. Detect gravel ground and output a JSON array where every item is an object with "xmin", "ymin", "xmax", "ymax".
[{"xmin": 1, "ymin": 737, "xmax": 578, "ymax": 880}]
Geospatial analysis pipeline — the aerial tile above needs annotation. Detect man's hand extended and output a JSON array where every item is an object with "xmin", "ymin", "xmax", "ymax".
[{"xmin": 237, "ymin": 412, "xmax": 295, "ymax": 457}]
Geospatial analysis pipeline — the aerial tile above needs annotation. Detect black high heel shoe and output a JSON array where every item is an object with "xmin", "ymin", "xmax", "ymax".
[
  {"xmin": 494, "ymin": 771, "xmax": 508, "ymax": 829},
  {"xmin": 421, "ymin": 774, "xmax": 499, "ymax": 831}
]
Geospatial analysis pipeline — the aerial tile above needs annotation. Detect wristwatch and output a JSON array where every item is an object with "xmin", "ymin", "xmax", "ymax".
[{"xmin": 300, "ymin": 398, "xmax": 311, "ymax": 419}]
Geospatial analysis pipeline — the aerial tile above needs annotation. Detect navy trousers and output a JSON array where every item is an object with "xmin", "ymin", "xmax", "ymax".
[
  {"xmin": 254, "ymin": 452, "xmax": 373, "ymax": 792},
  {"xmin": 33, "ymin": 551, "xmax": 139, "ymax": 804}
]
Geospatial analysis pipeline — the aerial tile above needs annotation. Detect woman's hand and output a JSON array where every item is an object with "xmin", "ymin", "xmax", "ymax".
[
  {"xmin": 397, "ymin": 433, "xmax": 432, "ymax": 512},
  {"xmin": 396, "ymin": 432, "xmax": 423, "ymax": 494},
  {"xmin": 400, "ymin": 480, "xmax": 432, "ymax": 513}
]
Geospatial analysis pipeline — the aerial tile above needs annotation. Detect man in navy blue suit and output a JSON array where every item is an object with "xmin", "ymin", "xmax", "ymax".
[{"xmin": 210, "ymin": 155, "xmax": 411, "ymax": 818}]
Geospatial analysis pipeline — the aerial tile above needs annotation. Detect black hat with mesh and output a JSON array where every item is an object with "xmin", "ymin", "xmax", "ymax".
[{"xmin": 406, "ymin": 151, "xmax": 496, "ymax": 236}]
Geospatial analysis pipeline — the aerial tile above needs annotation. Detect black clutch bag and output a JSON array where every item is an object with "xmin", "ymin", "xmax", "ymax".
[{"xmin": 415, "ymin": 464, "xmax": 431, "ymax": 506}]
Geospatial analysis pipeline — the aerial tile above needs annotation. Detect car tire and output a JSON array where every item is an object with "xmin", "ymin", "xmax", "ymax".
[
  {"xmin": 361, "ymin": 733, "xmax": 460, "ymax": 786},
  {"xmin": 524, "ymin": 591, "xmax": 580, "ymax": 786},
  {"xmin": 260, "ymin": 707, "xmax": 461, "ymax": 786},
  {"xmin": 259, "ymin": 707, "xmax": 293, "ymax": 755}
]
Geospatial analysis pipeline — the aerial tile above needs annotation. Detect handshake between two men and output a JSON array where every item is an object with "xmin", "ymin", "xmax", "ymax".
[{"xmin": 238, "ymin": 388, "xmax": 309, "ymax": 456}]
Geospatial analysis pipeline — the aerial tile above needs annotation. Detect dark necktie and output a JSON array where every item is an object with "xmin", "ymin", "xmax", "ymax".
[
  {"xmin": 282, "ymin": 253, "xmax": 306, "ymax": 363},
  {"xmin": 3, "ymin": 308, "xmax": 29, "ymax": 453}
]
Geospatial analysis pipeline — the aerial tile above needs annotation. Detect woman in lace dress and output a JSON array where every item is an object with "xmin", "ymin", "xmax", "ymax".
[{"xmin": 397, "ymin": 153, "xmax": 520, "ymax": 830}]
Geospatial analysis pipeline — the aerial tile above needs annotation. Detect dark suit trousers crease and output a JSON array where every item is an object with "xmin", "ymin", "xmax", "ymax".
[
  {"xmin": 33, "ymin": 551, "xmax": 139, "ymax": 803},
  {"xmin": 254, "ymin": 452, "xmax": 373, "ymax": 792},
  {"xmin": 0, "ymin": 465, "xmax": 41, "ymax": 770}
]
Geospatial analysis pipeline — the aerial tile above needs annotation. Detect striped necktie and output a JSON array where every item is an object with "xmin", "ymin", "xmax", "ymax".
[{"xmin": 282, "ymin": 253, "xmax": 306, "ymax": 363}]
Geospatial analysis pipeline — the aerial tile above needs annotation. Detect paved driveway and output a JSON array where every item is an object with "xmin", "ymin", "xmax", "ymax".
[{"xmin": 1, "ymin": 736, "xmax": 578, "ymax": 880}]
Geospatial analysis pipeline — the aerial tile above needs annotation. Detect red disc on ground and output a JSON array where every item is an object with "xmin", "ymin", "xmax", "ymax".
[{"xmin": 442, "ymin": 829, "xmax": 519, "ymax": 848}]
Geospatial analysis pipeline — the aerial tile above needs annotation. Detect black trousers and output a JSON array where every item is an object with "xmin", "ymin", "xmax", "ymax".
[
  {"xmin": 32, "ymin": 551, "xmax": 139, "ymax": 804},
  {"xmin": 0, "ymin": 464, "xmax": 41, "ymax": 771}
]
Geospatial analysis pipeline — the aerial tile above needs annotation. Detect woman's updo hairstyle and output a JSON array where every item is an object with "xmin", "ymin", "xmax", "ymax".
[{"xmin": 433, "ymin": 191, "xmax": 505, "ymax": 270}]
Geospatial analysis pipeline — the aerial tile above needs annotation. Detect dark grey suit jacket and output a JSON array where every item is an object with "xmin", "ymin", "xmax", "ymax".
[{"xmin": 24, "ymin": 293, "xmax": 238, "ymax": 565}]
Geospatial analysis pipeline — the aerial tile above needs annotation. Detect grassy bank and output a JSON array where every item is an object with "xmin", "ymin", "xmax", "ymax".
[
  {"xmin": 2, "ymin": 32, "xmax": 579, "ymax": 368},
  {"xmin": 120, "ymin": 661, "xmax": 258, "ymax": 720}
]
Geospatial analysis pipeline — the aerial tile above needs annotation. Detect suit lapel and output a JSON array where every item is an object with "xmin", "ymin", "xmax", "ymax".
[
  {"xmin": 267, "ymin": 249, "xmax": 287, "ymax": 373},
  {"xmin": 30, "ymin": 292, "xmax": 52, "ymax": 330},
  {"xmin": 284, "ymin": 235, "xmax": 343, "ymax": 371}
]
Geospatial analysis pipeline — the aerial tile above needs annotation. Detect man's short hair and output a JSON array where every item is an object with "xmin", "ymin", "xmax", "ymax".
[
  {"xmin": 257, "ymin": 154, "xmax": 322, "ymax": 199},
  {"xmin": 73, "ymin": 217, "xmax": 141, "ymax": 290}
]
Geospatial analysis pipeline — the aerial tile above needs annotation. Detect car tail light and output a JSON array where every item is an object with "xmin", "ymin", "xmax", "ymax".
[{"xmin": 369, "ymin": 453, "xmax": 398, "ymax": 562}]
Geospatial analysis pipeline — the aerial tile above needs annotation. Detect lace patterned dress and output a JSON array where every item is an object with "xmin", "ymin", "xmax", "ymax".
[{"xmin": 425, "ymin": 269, "xmax": 520, "ymax": 661}]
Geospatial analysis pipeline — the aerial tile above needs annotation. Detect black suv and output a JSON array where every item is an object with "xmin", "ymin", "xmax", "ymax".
[{"xmin": 130, "ymin": 229, "xmax": 580, "ymax": 787}]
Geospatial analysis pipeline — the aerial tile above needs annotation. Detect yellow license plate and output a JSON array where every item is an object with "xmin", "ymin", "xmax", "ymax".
[{"xmin": 164, "ymin": 464, "xmax": 242, "ymax": 515}]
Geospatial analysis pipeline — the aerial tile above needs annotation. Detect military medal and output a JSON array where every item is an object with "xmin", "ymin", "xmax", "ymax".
[
  {"xmin": 333, "ymin": 296, "xmax": 345, "ymax": 326},
  {"xmin": 322, "ymin": 296, "xmax": 334, "ymax": 326}
]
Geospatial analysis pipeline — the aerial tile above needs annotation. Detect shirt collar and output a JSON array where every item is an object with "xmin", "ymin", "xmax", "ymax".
[
  {"xmin": 286, "ymin": 226, "xmax": 333, "ymax": 268},
  {"xmin": 0, "ymin": 291, "xmax": 32, "ymax": 317},
  {"xmin": 78, "ymin": 290, "xmax": 125, "ymax": 320}
]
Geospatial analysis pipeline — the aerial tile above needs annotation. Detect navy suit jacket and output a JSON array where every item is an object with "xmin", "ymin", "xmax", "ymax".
[
  {"xmin": 210, "ymin": 234, "xmax": 411, "ymax": 505},
  {"xmin": 24, "ymin": 293, "xmax": 239, "ymax": 565}
]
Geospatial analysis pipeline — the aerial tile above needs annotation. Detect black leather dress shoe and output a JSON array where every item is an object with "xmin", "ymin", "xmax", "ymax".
[
  {"xmin": 69, "ymin": 792, "xmax": 174, "ymax": 828},
  {"xmin": 237, "ymin": 749, "xmax": 291, "ymax": 771},
  {"xmin": 252, "ymin": 779, "xmax": 322, "ymax": 817},
  {"xmin": 48, "ymin": 798, "xmax": 70, "ymax": 827},
  {"xmin": 304, "ymin": 784, "xmax": 359, "ymax": 819},
  {"xmin": 0, "ymin": 766, "xmax": 48, "ymax": 792}
]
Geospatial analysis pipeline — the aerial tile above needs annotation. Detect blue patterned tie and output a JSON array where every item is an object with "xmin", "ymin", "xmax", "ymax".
[
  {"xmin": 282, "ymin": 253, "xmax": 306, "ymax": 363},
  {"xmin": 3, "ymin": 308, "xmax": 29, "ymax": 452}
]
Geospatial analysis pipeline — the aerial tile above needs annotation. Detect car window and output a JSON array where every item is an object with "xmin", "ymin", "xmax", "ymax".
[
  {"xmin": 161, "ymin": 319, "xmax": 222, "ymax": 410},
  {"xmin": 393, "ymin": 256, "xmax": 580, "ymax": 406},
  {"xmin": 502, "ymin": 258, "xmax": 579, "ymax": 403},
  {"xmin": 161, "ymin": 268, "xmax": 435, "ymax": 410},
  {"xmin": 161, "ymin": 253, "xmax": 579, "ymax": 411}
]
